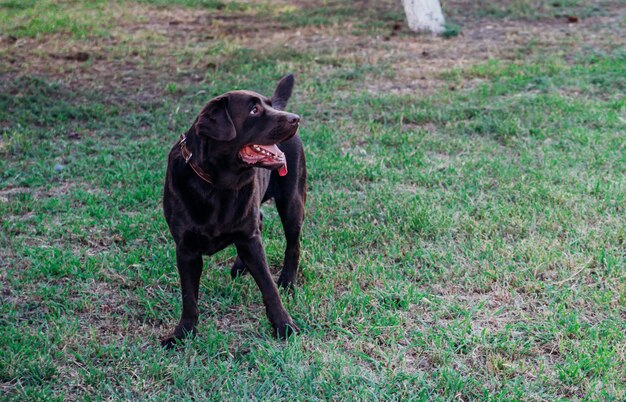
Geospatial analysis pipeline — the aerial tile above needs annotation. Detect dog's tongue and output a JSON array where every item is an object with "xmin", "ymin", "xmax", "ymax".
[
  {"xmin": 278, "ymin": 164, "xmax": 288, "ymax": 176},
  {"xmin": 256, "ymin": 144, "xmax": 288, "ymax": 176}
]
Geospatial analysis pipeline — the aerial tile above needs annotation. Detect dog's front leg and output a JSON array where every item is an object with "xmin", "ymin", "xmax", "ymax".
[
  {"xmin": 235, "ymin": 236, "xmax": 299, "ymax": 338},
  {"xmin": 161, "ymin": 247, "xmax": 203, "ymax": 348},
  {"xmin": 230, "ymin": 211, "xmax": 264, "ymax": 279}
]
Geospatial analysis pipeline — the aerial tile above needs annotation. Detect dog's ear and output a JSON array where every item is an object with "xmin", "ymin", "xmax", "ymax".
[
  {"xmin": 271, "ymin": 74, "xmax": 295, "ymax": 111},
  {"xmin": 195, "ymin": 95, "xmax": 236, "ymax": 141}
]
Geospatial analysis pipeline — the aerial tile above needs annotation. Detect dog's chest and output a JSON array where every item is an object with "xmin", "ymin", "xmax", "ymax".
[
  {"xmin": 178, "ymin": 189, "xmax": 260, "ymax": 254},
  {"xmin": 196, "ymin": 187, "xmax": 260, "ymax": 229}
]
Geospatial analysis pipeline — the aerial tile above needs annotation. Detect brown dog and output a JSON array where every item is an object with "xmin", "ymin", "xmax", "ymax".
[{"xmin": 161, "ymin": 74, "xmax": 306, "ymax": 348}]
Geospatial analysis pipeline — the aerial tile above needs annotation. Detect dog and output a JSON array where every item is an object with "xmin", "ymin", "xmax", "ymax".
[{"xmin": 161, "ymin": 74, "xmax": 305, "ymax": 348}]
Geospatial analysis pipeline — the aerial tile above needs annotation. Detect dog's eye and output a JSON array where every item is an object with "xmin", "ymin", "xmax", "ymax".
[{"xmin": 250, "ymin": 106, "xmax": 259, "ymax": 116}]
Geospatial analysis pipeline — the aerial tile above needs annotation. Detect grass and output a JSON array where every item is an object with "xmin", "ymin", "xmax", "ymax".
[
  {"xmin": 445, "ymin": 0, "xmax": 622, "ymax": 20},
  {"xmin": 1, "ymin": 0, "xmax": 625, "ymax": 400},
  {"xmin": 0, "ymin": 0, "xmax": 115, "ymax": 38}
]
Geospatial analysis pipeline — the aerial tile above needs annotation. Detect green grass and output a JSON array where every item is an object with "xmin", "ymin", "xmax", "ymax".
[
  {"xmin": 0, "ymin": 0, "xmax": 115, "ymax": 38},
  {"xmin": 1, "ymin": 0, "xmax": 625, "ymax": 400},
  {"xmin": 445, "ymin": 0, "xmax": 622, "ymax": 20}
]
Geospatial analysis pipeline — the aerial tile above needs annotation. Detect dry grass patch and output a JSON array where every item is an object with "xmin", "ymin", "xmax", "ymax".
[{"xmin": 3, "ymin": 1, "xmax": 624, "ymax": 99}]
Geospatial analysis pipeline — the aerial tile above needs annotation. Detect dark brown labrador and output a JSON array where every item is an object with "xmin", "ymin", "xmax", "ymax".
[{"xmin": 161, "ymin": 74, "xmax": 306, "ymax": 348}]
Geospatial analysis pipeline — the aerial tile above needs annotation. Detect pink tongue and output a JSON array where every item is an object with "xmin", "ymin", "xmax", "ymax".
[
  {"xmin": 278, "ymin": 164, "xmax": 288, "ymax": 176},
  {"xmin": 256, "ymin": 144, "xmax": 287, "ymax": 176}
]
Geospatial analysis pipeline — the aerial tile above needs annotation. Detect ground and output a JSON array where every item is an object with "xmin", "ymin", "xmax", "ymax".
[{"xmin": 1, "ymin": 0, "xmax": 625, "ymax": 400}]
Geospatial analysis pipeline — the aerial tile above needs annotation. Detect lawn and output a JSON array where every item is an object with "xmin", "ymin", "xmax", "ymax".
[{"xmin": 1, "ymin": 0, "xmax": 625, "ymax": 400}]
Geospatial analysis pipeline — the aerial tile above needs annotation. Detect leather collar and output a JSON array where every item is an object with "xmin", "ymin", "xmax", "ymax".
[{"xmin": 178, "ymin": 134, "xmax": 213, "ymax": 184}]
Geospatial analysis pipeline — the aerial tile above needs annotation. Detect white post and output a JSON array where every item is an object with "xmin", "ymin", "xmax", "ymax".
[{"xmin": 401, "ymin": 0, "xmax": 445, "ymax": 34}]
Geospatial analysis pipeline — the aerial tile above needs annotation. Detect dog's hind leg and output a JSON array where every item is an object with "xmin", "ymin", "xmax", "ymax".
[
  {"xmin": 275, "ymin": 185, "xmax": 305, "ymax": 288},
  {"xmin": 273, "ymin": 138, "xmax": 306, "ymax": 289},
  {"xmin": 230, "ymin": 257, "xmax": 247, "ymax": 279}
]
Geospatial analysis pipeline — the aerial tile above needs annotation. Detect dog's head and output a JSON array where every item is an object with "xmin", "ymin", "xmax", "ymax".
[{"xmin": 194, "ymin": 74, "xmax": 299, "ymax": 176}]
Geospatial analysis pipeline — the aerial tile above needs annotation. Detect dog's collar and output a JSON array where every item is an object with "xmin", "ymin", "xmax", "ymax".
[{"xmin": 178, "ymin": 134, "xmax": 213, "ymax": 184}]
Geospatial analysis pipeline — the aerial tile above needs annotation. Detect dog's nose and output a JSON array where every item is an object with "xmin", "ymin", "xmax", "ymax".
[{"xmin": 287, "ymin": 113, "xmax": 300, "ymax": 125}]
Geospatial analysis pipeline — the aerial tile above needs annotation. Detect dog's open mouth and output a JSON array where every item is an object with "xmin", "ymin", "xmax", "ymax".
[{"xmin": 239, "ymin": 144, "xmax": 288, "ymax": 176}]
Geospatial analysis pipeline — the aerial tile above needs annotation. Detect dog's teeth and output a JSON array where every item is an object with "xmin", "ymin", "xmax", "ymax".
[{"xmin": 250, "ymin": 145, "xmax": 277, "ymax": 158}]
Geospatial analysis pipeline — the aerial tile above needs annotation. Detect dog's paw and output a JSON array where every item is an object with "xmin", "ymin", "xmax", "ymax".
[
  {"xmin": 274, "ymin": 319, "xmax": 300, "ymax": 340},
  {"xmin": 276, "ymin": 273, "xmax": 296, "ymax": 289},
  {"xmin": 230, "ymin": 257, "xmax": 248, "ymax": 279},
  {"xmin": 160, "ymin": 334, "xmax": 183, "ymax": 350},
  {"xmin": 160, "ymin": 325, "xmax": 195, "ymax": 349}
]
